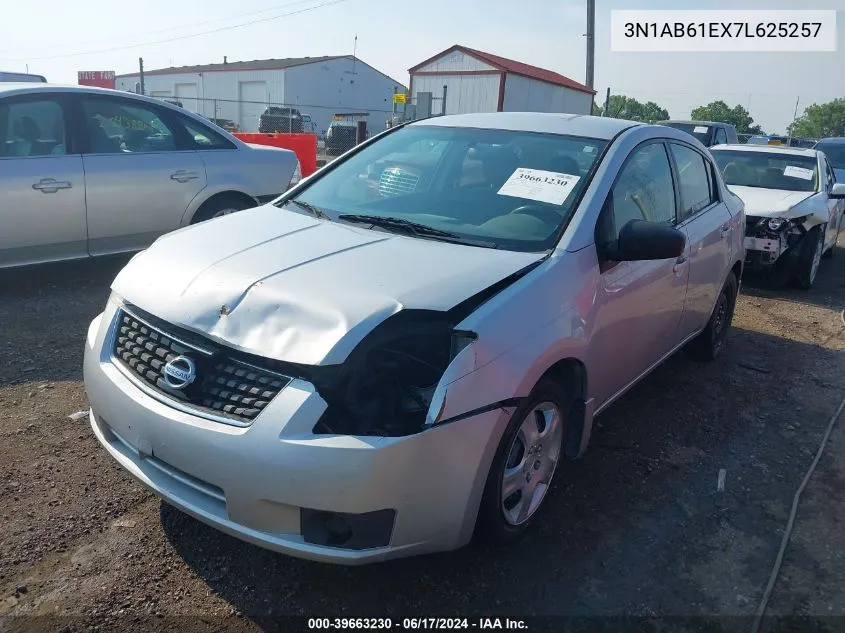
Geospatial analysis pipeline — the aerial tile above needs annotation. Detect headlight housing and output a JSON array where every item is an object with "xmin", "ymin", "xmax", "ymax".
[{"xmin": 311, "ymin": 317, "xmax": 477, "ymax": 437}]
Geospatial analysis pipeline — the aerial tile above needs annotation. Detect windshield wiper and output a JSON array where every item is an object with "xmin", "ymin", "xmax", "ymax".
[
  {"xmin": 337, "ymin": 214, "xmax": 498, "ymax": 248},
  {"xmin": 285, "ymin": 198, "xmax": 331, "ymax": 221}
]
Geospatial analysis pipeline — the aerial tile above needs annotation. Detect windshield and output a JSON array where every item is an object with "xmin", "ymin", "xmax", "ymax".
[
  {"xmin": 815, "ymin": 141, "xmax": 845, "ymax": 170},
  {"xmin": 711, "ymin": 149, "xmax": 818, "ymax": 192},
  {"xmin": 280, "ymin": 125, "xmax": 607, "ymax": 252},
  {"xmin": 662, "ymin": 122, "xmax": 712, "ymax": 145}
]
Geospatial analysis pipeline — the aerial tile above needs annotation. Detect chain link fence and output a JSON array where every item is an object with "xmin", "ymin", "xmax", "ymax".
[{"xmin": 147, "ymin": 94, "xmax": 401, "ymax": 164}]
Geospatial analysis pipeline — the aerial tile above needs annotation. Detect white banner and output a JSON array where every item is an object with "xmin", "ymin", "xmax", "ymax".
[{"xmin": 611, "ymin": 10, "xmax": 837, "ymax": 52}]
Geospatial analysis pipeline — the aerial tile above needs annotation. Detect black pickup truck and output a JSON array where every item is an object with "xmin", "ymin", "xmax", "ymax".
[{"xmin": 658, "ymin": 120, "xmax": 739, "ymax": 147}]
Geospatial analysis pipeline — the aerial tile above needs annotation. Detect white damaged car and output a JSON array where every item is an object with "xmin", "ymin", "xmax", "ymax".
[
  {"xmin": 710, "ymin": 144, "xmax": 845, "ymax": 288},
  {"xmin": 84, "ymin": 113, "xmax": 745, "ymax": 564}
]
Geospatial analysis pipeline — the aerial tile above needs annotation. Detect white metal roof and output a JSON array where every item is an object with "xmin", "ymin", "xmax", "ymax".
[{"xmin": 411, "ymin": 112, "xmax": 641, "ymax": 140}]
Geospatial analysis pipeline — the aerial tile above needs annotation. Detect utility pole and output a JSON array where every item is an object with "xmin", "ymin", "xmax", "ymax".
[
  {"xmin": 789, "ymin": 96, "xmax": 800, "ymax": 141},
  {"xmin": 585, "ymin": 0, "xmax": 595, "ymax": 91},
  {"xmin": 138, "ymin": 57, "xmax": 145, "ymax": 95},
  {"xmin": 603, "ymin": 87, "xmax": 610, "ymax": 117}
]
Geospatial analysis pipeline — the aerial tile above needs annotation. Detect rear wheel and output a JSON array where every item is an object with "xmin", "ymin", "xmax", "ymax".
[
  {"xmin": 793, "ymin": 225, "xmax": 825, "ymax": 289},
  {"xmin": 475, "ymin": 377, "xmax": 571, "ymax": 545},
  {"xmin": 191, "ymin": 194, "xmax": 255, "ymax": 224},
  {"xmin": 686, "ymin": 271, "xmax": 737, "ymax": 362}
]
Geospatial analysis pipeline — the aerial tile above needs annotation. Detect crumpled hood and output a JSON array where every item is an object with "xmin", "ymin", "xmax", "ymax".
[
  {"xmin": 111, "ymin": 204, "xmax": 543, "ymax": 365},
  {"xmin": 727, "ymin": 185, "xmax": 816, "ymax": 218}
]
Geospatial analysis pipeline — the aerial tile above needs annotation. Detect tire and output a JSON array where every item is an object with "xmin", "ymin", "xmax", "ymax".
[
  {"xmin": 686, "ymin": 271, "xmax": 737, "ymax": 362},
  {"xmin": 191, "ymin": 194, "xmax": 255, "ymax": 225},
  {"xmin": 475, "ymin": 377, "xmax": 572, "ymax": 546},
  {"xmin": 822, "ymin": 224, "xmax": 838, "ymax": 259},
  {"xmin": 793, "ymin": 224, "xmax": 825, "ymax": 289}
]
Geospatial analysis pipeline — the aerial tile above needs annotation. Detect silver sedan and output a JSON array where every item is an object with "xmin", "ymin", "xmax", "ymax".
[
  {"xmin": 0, "ymin": 83, "xmax": 299, "ymax": 269},
  {"xmin": 84, "ymin": 112, "xmax": 745, "ymax": 564}
]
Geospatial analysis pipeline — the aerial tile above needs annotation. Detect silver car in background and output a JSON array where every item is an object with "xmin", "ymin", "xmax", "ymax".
[
  {"xmin": 84, "ymin": 113, "xmax": 745, "ymax": 564},
  {"xmin": 0, "ymin": 83, "xmax": 299, "ymax": 269}
]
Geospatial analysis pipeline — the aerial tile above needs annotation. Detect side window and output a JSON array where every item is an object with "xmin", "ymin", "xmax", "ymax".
[
  {"xmin": 605, "ymin": 142, "xmax": 676, "ymax": 239},
  {"xmin": 825, "ymin": 159, "xmax": 835, "ymax": 190},
  {"xmin": 669, "ymin": 143, "xmax": 715, "ymax": 221},
  {"xmin": 81, "ymin": 97, "xmax": 176, "ymax": 154},
  {"xmin": 180, "ymin": 117, "xmax": 236, "ymax": 149},
  {"xmin": 0, "ymin": 98, "xmax": 67, "ymax": 157},
  {"xmin": 714, "ymin": 128, "xmax": 728, "ymax": 145}
]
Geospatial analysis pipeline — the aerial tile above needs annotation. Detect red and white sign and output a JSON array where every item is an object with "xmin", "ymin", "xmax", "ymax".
[{"xmin": 77, "ymin": 70, "xmax": 116, "ymax": 89}]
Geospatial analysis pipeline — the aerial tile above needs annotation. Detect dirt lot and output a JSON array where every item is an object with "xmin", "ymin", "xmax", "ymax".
[{"xmin": 1, "ymin": 237, "xmax": 844, "ymax": 633}]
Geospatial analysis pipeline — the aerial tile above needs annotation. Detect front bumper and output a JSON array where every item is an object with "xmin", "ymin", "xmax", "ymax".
[{"xmin": 83, "ymin": 303, "xmax": 506, "ymax": 564}]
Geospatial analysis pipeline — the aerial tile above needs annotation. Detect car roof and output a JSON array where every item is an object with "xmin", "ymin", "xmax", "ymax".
[
  {"xmin": 710, "ymin": 144, "xmax": 819, "ymax": 158},
  {"xmin": 661, "ymin": 120, "xmax": 731, "ymax": 127},
  {"xmin": 0, "ymin": 82, "xmax": 186, "ymax": 109},
  {"xmin": 410, "ymin": 112, "xmax": 641, "ymax": 140},
  {"xmin": 815, "ymin": 137, "xmax": 845, "ymax": 144}
]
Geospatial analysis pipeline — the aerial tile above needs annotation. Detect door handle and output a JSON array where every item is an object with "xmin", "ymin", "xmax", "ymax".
[
  {"xmin": 170, "ymin": 170, "xmax": 199, "ymax": 183},
  {"xmin": 32, "ymin": 178, "xmax": 72, "ymax": 193},
  {"xmin": 673, "ymin": 256, "xmax": 689, "ymax": 274},
  {"xmin": 720, "ymin": 223, "xmax": 732, "ymax": 235}
]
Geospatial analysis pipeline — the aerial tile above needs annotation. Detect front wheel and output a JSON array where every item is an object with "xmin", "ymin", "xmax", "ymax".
[
  {"xmin": 793, "ymin": 224, "xmax": 825, "ymax": 289},
  {"xmin": 475, "ymin": 377, "xmax": 571, "ymax": 546},
  {"xmin": 686, "ymin": 271, "xmax": 737, "ymax": 362},
  {"xmin": 822, "ymin": 223, "xmax": 839, "ymax": 259}
]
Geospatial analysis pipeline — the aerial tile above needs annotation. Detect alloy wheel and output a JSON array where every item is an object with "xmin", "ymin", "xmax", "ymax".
[
  {"xmin": 810, "ymin": 232, "xmax": 823, "ymax": 284},
  {"xmin": 501, "ymin": 402, "xmax": 563, "ymax": 526}
]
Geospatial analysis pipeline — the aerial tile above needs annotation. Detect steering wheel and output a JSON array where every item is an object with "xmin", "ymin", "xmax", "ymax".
[{"xmin": 507, "ymin": 204, "xmax": 562, "ymax": 224}]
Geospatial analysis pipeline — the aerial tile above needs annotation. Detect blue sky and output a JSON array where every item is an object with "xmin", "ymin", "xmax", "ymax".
[{"xmin": 1, "ymin": 0, "xmax": 842, "ymax": 133}]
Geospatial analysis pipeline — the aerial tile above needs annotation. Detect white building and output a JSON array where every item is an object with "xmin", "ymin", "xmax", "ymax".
[
  {"xmin": 408, "ymin": 45, "xmax": 595, "ymax": 117},
  {"xmin": 116, "ymin": 56, "xmax": 406, "ymax": 135}
]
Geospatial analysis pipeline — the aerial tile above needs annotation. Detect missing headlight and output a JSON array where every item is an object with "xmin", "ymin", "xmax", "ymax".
[{"xmin": 312, "ymin": 312, "xmax": 475, "ymax": 437}]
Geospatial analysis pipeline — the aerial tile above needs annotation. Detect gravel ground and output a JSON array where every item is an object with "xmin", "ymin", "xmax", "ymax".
[{"xmin": 1, "ymin": 236, "xmax": 844, "ymax": 633}]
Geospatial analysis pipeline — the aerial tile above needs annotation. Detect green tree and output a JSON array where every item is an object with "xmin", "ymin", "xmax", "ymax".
[
  {"xmin": 788, "ymin": 98, "xmax": 845, "ymax": 138},
  {"xmin": 599, "ymin": 95, "xmax": 669, "ymax": 123},
  {"xmin": 689, "ymin": 100, "xmax": 764, "ymax": 135}
]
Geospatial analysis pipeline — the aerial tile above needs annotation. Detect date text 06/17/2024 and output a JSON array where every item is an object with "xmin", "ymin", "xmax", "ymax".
[{"xmin": 307, "ymin": 617, "xmax": 529, "ymax": 630}]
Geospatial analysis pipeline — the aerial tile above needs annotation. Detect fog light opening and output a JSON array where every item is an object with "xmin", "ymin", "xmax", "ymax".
[{"xmin": 301, "ymin": 508, "xmax": 396, "ymax": 550}]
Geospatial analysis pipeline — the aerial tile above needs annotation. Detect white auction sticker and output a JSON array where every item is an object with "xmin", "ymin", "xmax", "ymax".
[
  {"xmin": 694, "ymin": 126, "xmax": 709, "ymax": 133},
  {"xmin": 497, "ymin": 168, "xmax": 581, "ymax": 206},
  {"xmin": 783, "ymin": 165, "xmax": 814, "ymax": 180}
]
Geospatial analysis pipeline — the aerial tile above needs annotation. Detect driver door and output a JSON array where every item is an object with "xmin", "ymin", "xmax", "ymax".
[{"xmin": 590, "ymin": 140, "xmax": 691, "ymax": 408}]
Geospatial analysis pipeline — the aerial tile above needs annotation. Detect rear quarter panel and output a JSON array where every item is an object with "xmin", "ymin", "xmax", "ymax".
[{"xmin": 180, "ymin": 147, "xmax": 297, "ymax": 225}]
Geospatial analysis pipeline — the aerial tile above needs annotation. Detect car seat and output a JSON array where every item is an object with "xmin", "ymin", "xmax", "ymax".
[{"xmin": 13, "ymin": 116, "xmax": 50, "ymax": 156}]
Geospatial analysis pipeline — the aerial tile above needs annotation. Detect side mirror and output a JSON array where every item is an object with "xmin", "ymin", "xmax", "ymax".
[
  {"xmin": 830, "ymin": 183, "xmax": 845, "ymax": 199},
  {"xmin": 604, "ymin": 219, "xmax": 686, "ymax": 262}
]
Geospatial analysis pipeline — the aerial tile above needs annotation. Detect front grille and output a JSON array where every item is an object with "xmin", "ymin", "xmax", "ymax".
[
  {"xmin": 112, "ymin": 308, "xmax": 291, "ymax": 425},
  {"xmin": 379, "ymin": 167, "xmax": 420, "ymax": 197}
]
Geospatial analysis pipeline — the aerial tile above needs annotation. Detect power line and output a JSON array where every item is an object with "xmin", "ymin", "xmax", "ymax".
[
  {"xmin": 0, "ymin": 0, "xmax": 328, "ymax": 57},
  {"xmin": 0, "ymin": 0, "xmax": 352, "ymax": 62}
]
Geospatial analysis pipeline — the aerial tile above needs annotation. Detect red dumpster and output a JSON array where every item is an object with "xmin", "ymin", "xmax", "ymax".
[{"xmin": 234, "ymin": 133, "xmax": 318, "ymax": 178}]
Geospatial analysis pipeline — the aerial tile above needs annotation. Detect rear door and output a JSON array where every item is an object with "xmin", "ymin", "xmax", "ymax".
[
  {"xmin": 75, "ymin": 93, "xmax": 207, "ymax": 256},
  {"xmin": 591, "ymin": 140, "xmax": 690, "ymax": 406},
  {"xmin": 668, "ymin": 141, "xmax": 733, "ymax": 339},
  {"xmin": 0, "ymin": 92, "xmax": 87, "ymax": 267}
]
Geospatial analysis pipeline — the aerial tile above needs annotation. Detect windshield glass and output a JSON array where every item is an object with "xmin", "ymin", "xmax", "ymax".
[
  {"xmin": 662, "ymin": 122, "xmax": 712, "ymax": 145},
  {"xmin": 711, "ymin": 149, "xmax": 818, "ymax": 192},
  {"xmin": 280, "ymin": 125, "xmax": 607, "ymax": 252},
  {"xmin": 815, "ymin": 142, "xmax": 845, "ymax": 170}
]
